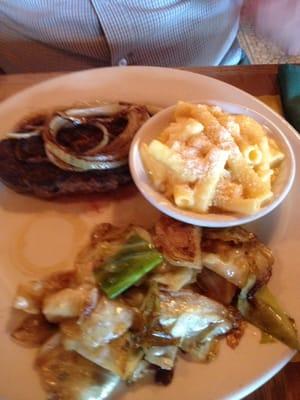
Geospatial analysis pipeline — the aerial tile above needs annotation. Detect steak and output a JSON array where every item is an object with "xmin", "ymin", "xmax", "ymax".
[
  {"xmin": 0, "ymin": 104, "xmax": 149, "ymax": 198},
  {"xmin": 0, "ymin": 137, "xmax": 131, "ymax": 198}
]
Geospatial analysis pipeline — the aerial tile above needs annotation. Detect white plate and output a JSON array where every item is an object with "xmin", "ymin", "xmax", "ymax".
[
  {"xmin": 0, "ymin": 67, "xmax": 299, "ymax": 400},
  {"xmin": 130, "ymin": 101, "xmax": 296, "ymax": 227}
]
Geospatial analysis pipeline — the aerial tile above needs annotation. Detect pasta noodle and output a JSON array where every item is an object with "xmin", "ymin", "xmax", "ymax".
[
  {"xmin": 268, "ymin": 137, "xmax": 285, "ymax": 166},
  {"xmin": 141, "ymin": 102, "xmax": 285, "ymax": 215},
  {"xmin": 214, "ymin": 197, "xmax": 262, "ymax": 215},
  {"xmin": 241, "ymin": 144, "xmax": 263, "ymax": 166},
  {"xmin": 140, "ymin": 143, "xmax": 167, "ymax": 191},
  {"xmin": 194, "ymin": 148, "xmax": 228, "ymax": 212},
  {"xmin": 173, "ymin": 183, "xmax": 195, "ymax": 209}
]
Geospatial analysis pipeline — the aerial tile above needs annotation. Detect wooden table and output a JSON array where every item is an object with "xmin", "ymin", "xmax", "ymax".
[
  {"xmin": 0, "ymin": 65, "xmax": 281, "ymax": 102},
  {"xmin": 0, "ymin": 65, "xmax": 299, "ymax": 400}
]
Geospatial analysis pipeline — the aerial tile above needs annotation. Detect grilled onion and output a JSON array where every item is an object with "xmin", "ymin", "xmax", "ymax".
[
  {"xmin": 4, "ymin": 113, "xmax": 47, "ymax": 139},
  {"xmin": 6, "ymin": 131, "xmax": 41, "ymax": 139},
  {"xmin": 43, "ymin": 104, "xmax": 149, "ymax": 171}
]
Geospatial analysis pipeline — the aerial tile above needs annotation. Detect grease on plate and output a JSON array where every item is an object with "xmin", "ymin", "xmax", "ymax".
[{"xmin": 10, "ymin": 212, "xmax": 87, "ymax": 276}]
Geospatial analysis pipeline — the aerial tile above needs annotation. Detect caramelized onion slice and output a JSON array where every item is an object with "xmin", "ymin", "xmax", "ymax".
[
  {"xmin": 4, "ymin": 114, "xmax": 48, "ymax": 140},
  {"xmin": 43, "ymin": 104, "xmax": 149, "ymax": 171},
  {"xmin": 65, "ymin": 103, "xmax": 126, "ymax": 118},
  {"xmin": 6, "ymin": 131, "xmax": 41, "ymax": 139}
]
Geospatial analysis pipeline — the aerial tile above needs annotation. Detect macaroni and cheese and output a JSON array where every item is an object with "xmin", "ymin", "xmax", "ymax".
[{"xmin": 141, "ymin": 102, "xmax": 285, "ymax": 215}]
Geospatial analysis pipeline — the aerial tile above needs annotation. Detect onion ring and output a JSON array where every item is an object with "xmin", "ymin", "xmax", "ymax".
[{"xmin": 43, "ymin": 104, "xmax": 149, "ymax": 171}]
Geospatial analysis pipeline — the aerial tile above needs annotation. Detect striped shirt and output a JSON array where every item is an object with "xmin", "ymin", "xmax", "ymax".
[{"xmin": 0, "ymin": 0, "xmax": 243, "ymax": 73}]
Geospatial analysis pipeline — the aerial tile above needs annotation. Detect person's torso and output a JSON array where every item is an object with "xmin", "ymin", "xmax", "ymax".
[{"xmin": 0, "ymin": 0, "xmax": 243, "ymax": 69}]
